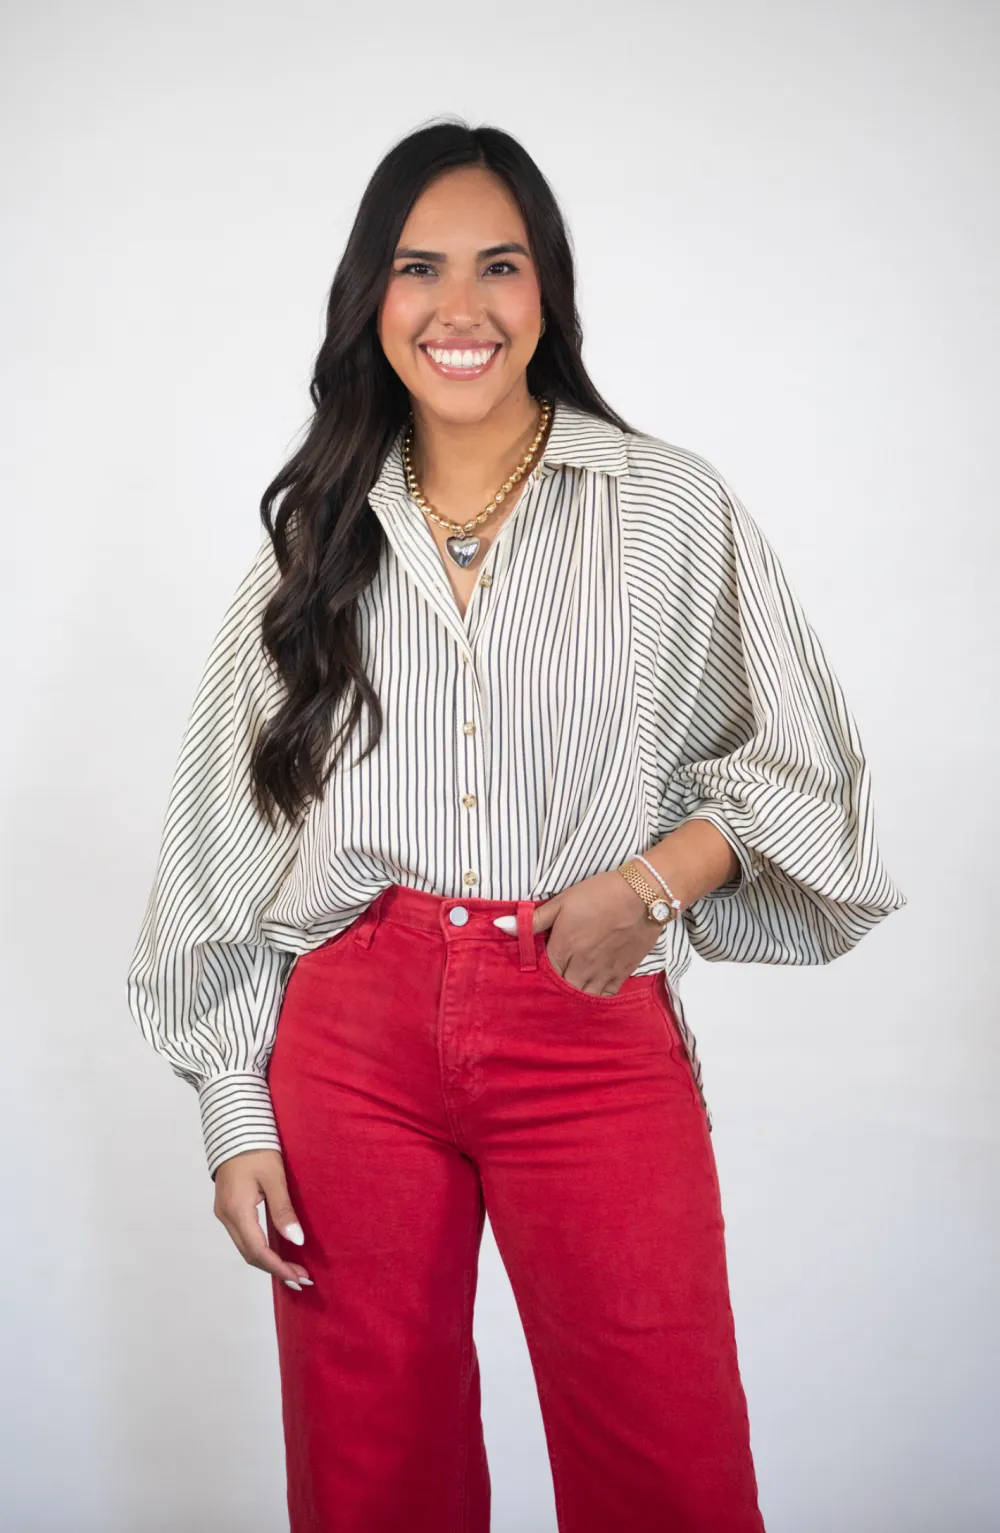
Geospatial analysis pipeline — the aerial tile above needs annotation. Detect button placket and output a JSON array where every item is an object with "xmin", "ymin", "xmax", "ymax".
[
  {"xmin": 459, "ymin": 644, "xmax": 485, "ymax": 895},
  {"xmin": 455, "ymin": 524, "xmax": 509, "ymax": 898}
]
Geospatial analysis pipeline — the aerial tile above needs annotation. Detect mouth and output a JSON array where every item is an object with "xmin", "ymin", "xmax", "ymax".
[{"xmin": 418, "ymin": 342, "xmax": 502, "ymax": 380}]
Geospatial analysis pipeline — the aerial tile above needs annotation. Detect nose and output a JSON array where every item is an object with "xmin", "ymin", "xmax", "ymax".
[{"xmin": 435, "ymin": 274, "xmax": 486, "ymax": 331}]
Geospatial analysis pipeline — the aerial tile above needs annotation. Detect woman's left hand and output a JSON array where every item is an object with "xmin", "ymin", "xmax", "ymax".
[{"xmin": 532, "ymin": 869, "xmax": 668, "ymax": 997}]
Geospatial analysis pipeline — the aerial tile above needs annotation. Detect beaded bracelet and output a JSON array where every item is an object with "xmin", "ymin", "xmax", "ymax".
[{"xmin": 631, "ymin": 854, "xmax": 684, "ymax": 918}]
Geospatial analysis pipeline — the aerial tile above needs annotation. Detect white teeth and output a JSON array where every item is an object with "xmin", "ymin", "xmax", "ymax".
[{"xmin": 424, "ymin": 346, "xmax": 497, "ymax": 368}]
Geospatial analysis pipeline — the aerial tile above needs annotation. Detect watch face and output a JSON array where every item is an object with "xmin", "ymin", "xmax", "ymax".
[{"xmin": 650, "ymin": 899, "xmax": 670, "ymax": 922}]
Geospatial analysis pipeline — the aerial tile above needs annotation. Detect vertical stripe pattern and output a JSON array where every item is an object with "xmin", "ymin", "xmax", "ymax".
[{"xmin": 126, "ymin": 399, "xmax": 907, "ymax": 1178}]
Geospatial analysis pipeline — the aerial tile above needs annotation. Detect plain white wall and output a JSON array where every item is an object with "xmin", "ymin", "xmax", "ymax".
[{"xmin": 2, "ymin": 1, "xmax": 995, "ymax": 1529}]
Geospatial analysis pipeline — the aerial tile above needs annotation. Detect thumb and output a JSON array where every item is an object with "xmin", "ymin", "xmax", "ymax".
[
  {"xmin": 531, "ymin": 895, "xmax": 563, "ymax": 934},
  {"xmin": 261, "ymin": 1163, "xmax": 305, "ymax": 1246}
]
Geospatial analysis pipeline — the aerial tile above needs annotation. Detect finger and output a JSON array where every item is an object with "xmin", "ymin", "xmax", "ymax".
[
  {"xmin": 570, "ymin": 960, "xmax": 622, "ymax": 996},
  {"xmin": 555, "ymin": 953, "xmax": 623, "ymax": 996},
  {"xmin": 215, "ymin": 1181, "xmax": 314, "ymax": 1286},
  {"xmin": 260, "ymin": 1167, "xmax": 319, "ymax": 1287},
  {"xmin": 258, "ymin": 1200, "xmax": 315, "ymax": 1288},
  {"xmin": 531, "ymin": 896, "xmax": 562, "ymax": 933},
  {"xmin": 221, "ymin": 1199, "xmax": 315, "ymax": 1286},
  {"xmin": 567, "ymin": 972, "xmax": 612, "ymax": 995},
  {"xmin": 259, "ymin": 1167, "xmax": 305, "ymax": 1249}
]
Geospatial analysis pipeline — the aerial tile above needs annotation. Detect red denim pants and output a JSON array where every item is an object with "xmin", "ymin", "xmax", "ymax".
[{"xmin": 264, "ymin": 883, "xmax": 766, "ymax": 1533}]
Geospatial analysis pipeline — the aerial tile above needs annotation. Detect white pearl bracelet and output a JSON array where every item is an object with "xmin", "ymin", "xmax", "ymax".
[{"xmin": 631, "ymin": 854, "xmax": 684, "ymax": 918}]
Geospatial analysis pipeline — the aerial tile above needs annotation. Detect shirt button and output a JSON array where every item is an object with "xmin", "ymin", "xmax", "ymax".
[
  {"xmin": 463, "ymin": 870, "xmax": 479, "ymax": 887},
  {"xmin": 462, "ymin": 721, "xmax": 476, "ymax": 735},
  {"xmin": 449, "ymin": 905, "xmax": 469, "ymax": 926},
  {"xmin": 479, "ymin": 571, "xmax": 492, "ymax": 587},
  {"xmin": 462, "ymin": 793, "xmax": 477, "ymax": 808}
]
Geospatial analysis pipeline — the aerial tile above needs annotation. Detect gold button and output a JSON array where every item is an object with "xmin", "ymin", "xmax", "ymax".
[
  {"xmin": 463, "ymin": 870, "xmax": 479, "ymax": 886},
  {"xmin": 462, "ymin": 721, "xmax": 476, "ymax": 735},
  {"xmin": 479, "ymin": 571, "xmax": 492, "ymax": 587},
  {"xmin": 462, "ymin": 793, "xmax": 477, "ymax": 808}
]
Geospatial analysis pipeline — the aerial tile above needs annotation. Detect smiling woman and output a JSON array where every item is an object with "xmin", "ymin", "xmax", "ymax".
[{"xmin": 126, "ymin": 115, "xmax": 904, "ymax": 1533}]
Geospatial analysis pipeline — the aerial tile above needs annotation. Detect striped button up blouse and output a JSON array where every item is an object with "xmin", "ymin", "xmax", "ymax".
[{"xmin": 126, "ymin": 397, "xmax": 907, "ymax": 1179}]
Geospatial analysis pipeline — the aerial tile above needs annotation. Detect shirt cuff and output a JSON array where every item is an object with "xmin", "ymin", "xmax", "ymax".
[
  {"xmin": 197, "ymin": 1071, "xmax": 283, "ymax": 1181},
  {"xmin": 680, "ymin": 807, "xmax": 764, "ymax": 900}
]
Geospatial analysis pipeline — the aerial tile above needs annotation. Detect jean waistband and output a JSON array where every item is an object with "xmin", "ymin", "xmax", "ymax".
[
  {"xmin": 346, "ymin": 883, "xmax": 667, "ymax": 995},
  {"xmin": 360, "ymin": 883, "xmax": 541, "ymax": 933},
  {"xmin": 353, "ymin": 883, "xmax": 545, "ymax": 970}
]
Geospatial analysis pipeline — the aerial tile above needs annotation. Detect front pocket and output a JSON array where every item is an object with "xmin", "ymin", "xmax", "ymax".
[
  {"xmin": 300, "ymin": 921, "xmax": 356, "ymax": 971},
  {"xmin": 536, "ymin": 938, "xmax": 656, "ymax": 1008},
  {"xmin": 319, "ymin": 924, "xmax": 354, "ymax": 952}
]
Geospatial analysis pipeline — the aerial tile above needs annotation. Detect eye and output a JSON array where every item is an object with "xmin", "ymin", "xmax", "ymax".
[{"xmin": 394, "ymin": 260, "xmax": 520, "ymax": 278}]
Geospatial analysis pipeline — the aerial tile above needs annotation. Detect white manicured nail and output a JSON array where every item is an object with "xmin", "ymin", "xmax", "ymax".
[
  {"xmin": 283, "ymin": 1223, "xmax": 305, "ymax": 1245},
  {"xmin": 493, "ymin": 915, "xmax": 517, "ymax": 932},
  {"xmin": 284, "ymin": 1279, "xmax": 302, "ymax": 1291},
  {"xmin": 297, "ymin": 1276, "xmax": 314, "ymax": 1286}
]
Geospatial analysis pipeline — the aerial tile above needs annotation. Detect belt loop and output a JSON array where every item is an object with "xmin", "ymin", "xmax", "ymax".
[
  {"xmin": 353, "ymin": 889, "xmax": 386, "ymax": 949},
  {"xmin": 517, "ymin": 900, "xmax": 538, "ymax": 971}
]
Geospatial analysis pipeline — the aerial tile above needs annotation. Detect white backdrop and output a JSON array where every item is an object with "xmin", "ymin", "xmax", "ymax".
[{"xmin": 2, "ymin": 2, "xmax": 995, "ymax": 1529}]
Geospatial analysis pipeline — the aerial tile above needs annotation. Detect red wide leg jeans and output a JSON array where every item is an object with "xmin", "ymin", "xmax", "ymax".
[{"xmin": 264, "ymin": 883, "xmax": 766, "ymax": 1533}]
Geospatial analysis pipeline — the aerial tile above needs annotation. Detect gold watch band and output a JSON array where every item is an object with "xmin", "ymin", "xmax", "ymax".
[{"xmin": 615, "ymin": 860, "xmax": 679, "ymax": 924}]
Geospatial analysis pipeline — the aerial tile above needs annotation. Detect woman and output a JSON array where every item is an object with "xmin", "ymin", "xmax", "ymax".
[{"xmin": 127, "ymin": 119, "xmax": 906, "ymax": 1533}]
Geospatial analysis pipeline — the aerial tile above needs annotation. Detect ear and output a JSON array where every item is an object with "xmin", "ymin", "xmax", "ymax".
[{"xmin": 531, "ymin": 895, "xmax": 563, "ymax": 934}]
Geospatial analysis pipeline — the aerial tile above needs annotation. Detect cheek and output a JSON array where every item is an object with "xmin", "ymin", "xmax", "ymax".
[
  {"xmin": 378, "ymin": 286, "xmax": 422, "ymax": 364},
  {"xmin": 497, "ymin": 287, "xmax": 542, "ymax": 352}
]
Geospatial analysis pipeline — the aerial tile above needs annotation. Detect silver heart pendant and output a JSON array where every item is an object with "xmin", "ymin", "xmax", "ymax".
[{"xmin": 445, "ymin": 535, "xmax": 480, "ymax": 568}]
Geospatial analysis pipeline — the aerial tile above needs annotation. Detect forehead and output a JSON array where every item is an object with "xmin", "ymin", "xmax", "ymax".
[{"xmin": 398, "ymin": 167, "xmax": 527, "ymax": 245}]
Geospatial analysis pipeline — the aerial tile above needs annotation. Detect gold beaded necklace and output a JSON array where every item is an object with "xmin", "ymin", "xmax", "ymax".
[{"xmin": 401, "ymin": 396, "xmax": 553, "ymax": 568}]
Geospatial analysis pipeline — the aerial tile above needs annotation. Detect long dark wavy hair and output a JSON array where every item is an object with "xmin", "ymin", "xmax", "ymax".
[{"xmin": 250, "ymin": 117, "xmax": 638, "ymax": 831}]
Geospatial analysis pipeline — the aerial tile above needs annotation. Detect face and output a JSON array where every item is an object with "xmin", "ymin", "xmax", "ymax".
[{"xmin": 377, "ymin": 165, "xmax": 544, "ymax": 425}]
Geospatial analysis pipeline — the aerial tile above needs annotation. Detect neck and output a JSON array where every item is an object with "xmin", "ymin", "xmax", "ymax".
[{"xmin": 408, "ymin": 388, "xmax": 545, "ymax": 503}]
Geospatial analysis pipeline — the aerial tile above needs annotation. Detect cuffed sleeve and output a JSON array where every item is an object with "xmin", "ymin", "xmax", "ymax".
[
  {"xmin": 677, "ymin": 803, "xmax": 761, "ymax": 900},
  {"xmin": 126, "ymin": 535, "xmax": 303, "ymax": 1180},
  {"xmin": 197, "ymin": 1071, "xmax": 284, "ymax": 1181},
  {"xmin": 658, "ymin": 473, "xmax": 907, "ymax": 963}
]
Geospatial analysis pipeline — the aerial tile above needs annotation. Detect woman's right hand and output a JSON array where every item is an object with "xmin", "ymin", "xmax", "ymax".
[{"xmin": 213, "ymin": 1148, "xmax": 314, "ymax": 1291}]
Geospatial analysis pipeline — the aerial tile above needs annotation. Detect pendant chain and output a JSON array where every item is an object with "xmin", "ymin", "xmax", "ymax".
[{"xmin": 401, "ymin": 397, "xmax": 552, "ymax": 568}]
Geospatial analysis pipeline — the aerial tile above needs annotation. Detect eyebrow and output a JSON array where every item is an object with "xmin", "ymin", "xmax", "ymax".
[{"xmin": 392, "ymin": 242, "xmax": 531, "ymax": 262}]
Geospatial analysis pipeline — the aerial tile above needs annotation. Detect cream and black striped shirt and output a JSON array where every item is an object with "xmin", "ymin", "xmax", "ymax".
[{"xmin": 126, "ymin": 398, "xmax": 907, "ymax": 1179}]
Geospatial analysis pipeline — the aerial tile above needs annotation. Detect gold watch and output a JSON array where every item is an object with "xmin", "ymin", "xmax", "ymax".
[{"xmin": 615, "ymin": 859, "xmax": 680, "ymax": 926}]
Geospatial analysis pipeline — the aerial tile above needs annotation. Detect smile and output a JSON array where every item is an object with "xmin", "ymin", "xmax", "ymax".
[{"xmin": 419, "ymin": 343, "xmax": 501, "ymax": 378}]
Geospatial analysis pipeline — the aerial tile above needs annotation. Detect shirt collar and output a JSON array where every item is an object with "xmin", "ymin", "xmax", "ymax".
[{"xmin": 367, "ymin": 395, "xmax": 629, "ymax": 509}]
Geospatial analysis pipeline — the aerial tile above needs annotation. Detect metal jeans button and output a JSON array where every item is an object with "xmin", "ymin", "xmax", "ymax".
[{"xmin": 449, "ymin": 905, "xmax": 469, "ymax": 926}]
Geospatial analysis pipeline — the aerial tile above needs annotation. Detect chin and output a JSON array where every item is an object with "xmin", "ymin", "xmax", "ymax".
[{"xmin": 410, "ymin": 389, "xmax": 505, "ymax": 423}]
